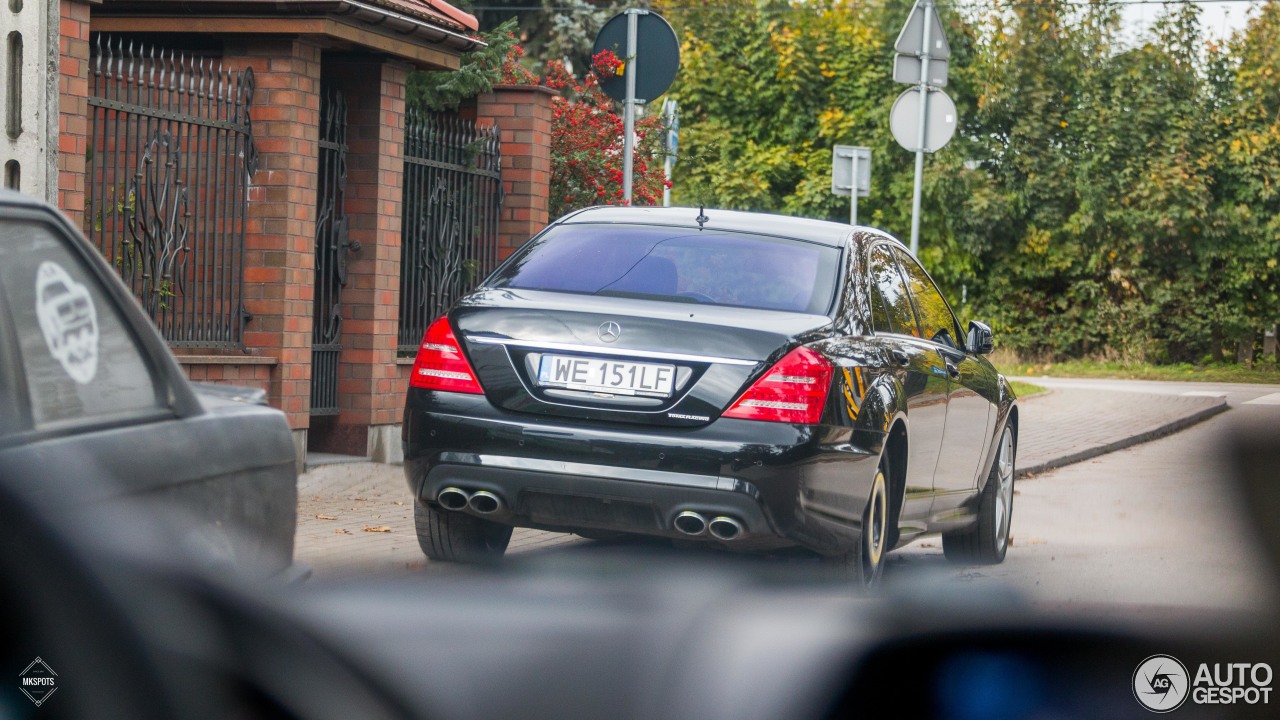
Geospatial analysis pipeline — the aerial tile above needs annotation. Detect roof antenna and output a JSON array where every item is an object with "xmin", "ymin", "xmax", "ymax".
[{"xmin": 696, "ymin": 206, "xmax": 708, "ymax": 229}]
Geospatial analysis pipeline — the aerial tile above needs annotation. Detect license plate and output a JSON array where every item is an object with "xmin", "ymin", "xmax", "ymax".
[{"xmin": 536, "ymin": 355, "xmax": 675, "ymax": 397}]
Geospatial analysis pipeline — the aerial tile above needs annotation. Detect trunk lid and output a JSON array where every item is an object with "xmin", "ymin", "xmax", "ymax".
[{"xmin": 452, "ymin": 289, "xmax": 833, "ymax": 427}]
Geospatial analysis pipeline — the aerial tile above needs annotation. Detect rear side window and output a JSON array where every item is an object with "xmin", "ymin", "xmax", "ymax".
[
  {"xmin": 488, "ymin": 224, "xmax": 842, "ymax": 314},
  {"xmin": 893, "ymin": 248, "xmax": 961, "ymax": 349},
  {"xmin": 868, "ymin": 245, "xmax": 918, "ymax": 337},
  {"xmin": 0, "ymin": 220, "xmax": 163, "ymax": 427}
]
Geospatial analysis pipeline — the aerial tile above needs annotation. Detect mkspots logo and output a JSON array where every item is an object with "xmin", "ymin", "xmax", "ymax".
[{"xmin": 19, "ymin": 657, "xmax": 58, "ymax": 707}]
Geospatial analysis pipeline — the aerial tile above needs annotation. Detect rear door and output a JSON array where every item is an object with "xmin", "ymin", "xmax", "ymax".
[
  {"xmin": 866, "ymin": 244, "xmax": 948, "ymax": 519},
  {"xmin": 892, "ymin": 249, "xmax": 992, "ymax": 510}
]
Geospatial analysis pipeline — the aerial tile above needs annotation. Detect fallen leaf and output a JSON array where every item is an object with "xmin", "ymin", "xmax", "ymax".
[
  {"xmin": 352, "ymin": 497, "xmax": 368, "ymax": 502},
  {"xmin": 362, "ymin": 525, "xmax": 392, "ymax": 533},
  {"xmin": 395, "ymin": 501, "xmax": 405, "ymax": 506},
  {"xmin": 335, "ymin": 528, "xmax": 352, "ymax": 535},
  {"xmin": 315, "ymin": 514, "xmax": 338, "ymax": 520}
]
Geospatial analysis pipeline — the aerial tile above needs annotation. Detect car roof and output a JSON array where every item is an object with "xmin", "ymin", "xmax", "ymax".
[
  {"xmin": 559, "ymin": 206, "xmax": 899, "ymax": 249},
  {"xmin": 0, "ymin": 188, "xmax": 51, "ymax": 211}
]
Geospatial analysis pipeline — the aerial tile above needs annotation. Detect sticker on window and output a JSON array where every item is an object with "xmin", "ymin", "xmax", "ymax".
[{"xmin": 35, "ymin": 261, "xmax": 99, "ymax": 384}]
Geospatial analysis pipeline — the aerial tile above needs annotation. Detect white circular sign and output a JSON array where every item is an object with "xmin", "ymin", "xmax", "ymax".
[
  {"xmin": 35, "ymin": 261, "xmax": 100, "ymax": 384},
  {"xmin": 1133, "ymin": 654, "xmax": 1190, "ymax": 713},
  {"xmin": 889, "ymin": 87, "xmax": 957, "ymax": 153}
]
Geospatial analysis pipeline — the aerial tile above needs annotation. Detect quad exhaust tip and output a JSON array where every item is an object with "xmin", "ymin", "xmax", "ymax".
[
  {"xmin": 708, "ymin": 516, "xmax": 744, "ymax": 541},
  {"xmin": 468, "ymin": 490, "xmax": 502, "ymax": 514},
  {"xmin": 673, "ymin": 511, "xmax": 707, "ymax": 536},
  {"xmin": 437, "ymin": 486, "xmax": 470, "ymax": 511}
]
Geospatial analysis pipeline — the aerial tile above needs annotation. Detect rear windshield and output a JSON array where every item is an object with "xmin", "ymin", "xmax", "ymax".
[{"xmin": 487, "ymin": 224, "xmax": 842, "ymax": 314}]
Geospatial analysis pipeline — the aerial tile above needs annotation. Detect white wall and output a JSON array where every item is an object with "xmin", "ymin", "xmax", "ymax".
[{"xmin": 1, "ymin": 0, "xmax": 57, "ymax": 202}]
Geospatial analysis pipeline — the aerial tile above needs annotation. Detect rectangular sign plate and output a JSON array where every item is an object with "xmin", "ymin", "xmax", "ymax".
[
  {"xmin": 893, "ymin": 54, "xmax": 948, "ymax": 87},
  {"xmin": 537, "ymin": 355, "xmax": 676, "ymax": 397}
]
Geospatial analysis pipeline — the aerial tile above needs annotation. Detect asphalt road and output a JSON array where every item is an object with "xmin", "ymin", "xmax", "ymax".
[
  {"xmin": 891, "ymin": 378, "xmax": 1280, "ymax": 614},
  {"xmin": 299, "ymin": 378, "xmax": 1280, "ymax": 615}
]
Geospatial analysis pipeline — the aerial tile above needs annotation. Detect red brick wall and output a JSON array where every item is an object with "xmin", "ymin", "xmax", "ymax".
[
  {"xmin": 309, "ymin": 59, "xmax": 410, "ymax": 455},
  {"xmin": 178, "ymin": 359, "xmax": 275, "ymax": 396},
  {"xmin": 476, "ymin": 85, "xmax": 557, "ymax": 259},
  {"xmin": 57, "ymin": 0, "xmax": 93, "ymax": 227},
  {"xmin": 222, "ymin": 39, "xmax": 323, "ymax": 432}
]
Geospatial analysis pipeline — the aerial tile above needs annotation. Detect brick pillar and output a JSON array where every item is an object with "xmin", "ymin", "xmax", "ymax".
[
  {"xmin": 222, "ymin": 39, "xmax": 322, "ymax": 462},
  {"xmin": 476, "ymin": 85, "xmax": 557, "ymax": 259},
  {"xmin": 56, "ymin": 0, "xmax": 95, "ymax": 227},
  {"xmin": 309, "ymin": 59, "xmax": 409, "ymax": 461}
]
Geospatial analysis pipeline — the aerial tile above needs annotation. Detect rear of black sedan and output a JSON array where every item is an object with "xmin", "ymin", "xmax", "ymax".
[{"xmin": 403, "ymin": 206, "xmax": 1010, "ymax": 584}]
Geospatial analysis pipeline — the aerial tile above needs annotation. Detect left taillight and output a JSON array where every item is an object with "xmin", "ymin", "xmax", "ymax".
[
  {"xmin": 721, "ymin": 346, "xmax": 833, "ymax": 424},
  {"xmin": 409, "ymin": 315, "xmax": 484, "ymax": 394}
]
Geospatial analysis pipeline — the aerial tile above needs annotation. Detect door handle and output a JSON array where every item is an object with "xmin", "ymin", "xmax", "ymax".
[{"xmin": 890, "ymin": 349, "xmax": 909, "ymax": 366}]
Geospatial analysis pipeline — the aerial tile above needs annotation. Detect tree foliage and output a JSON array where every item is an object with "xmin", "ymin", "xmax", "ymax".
[
  {"xmin": 663, "ymin": 0, "xmax": 1280, "ymax": 363},
  {"xmin": 407, "ymin": 23, "xmax": 669, "ymax": 219}
]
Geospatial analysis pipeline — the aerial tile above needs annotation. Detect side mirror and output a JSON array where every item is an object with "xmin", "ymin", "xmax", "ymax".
[{"xmin": 966, "ymin": 321, "xmax": 994, "ymax": 355}]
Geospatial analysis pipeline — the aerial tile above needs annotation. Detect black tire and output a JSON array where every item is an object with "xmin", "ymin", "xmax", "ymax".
[
  {"xmin": 414, "ymin": 502, "xmax": 512, "ymax": 563},
  {"xmin": 943, "ymin": 423, "xmax": 1016, "ymax": 565},
  {"xmin": 825, "ymin": 453, "xmax": 891, "ymax": 591}
]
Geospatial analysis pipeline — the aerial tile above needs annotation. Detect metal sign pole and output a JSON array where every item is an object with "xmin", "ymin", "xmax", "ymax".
[
  {"xmin": 622, "ymin": 9, "xmax": 643, "ymax": 204},
  {"xmin": 908, "ymin": 0, "xmax": 933, "ymax": 255},
  {"xmin": 663, "ymin": 154, "xmax": 673, "ymax": 207},
  {"xmin": 850, "ymin": 152, "xmax": 859, "ymax": 226}
]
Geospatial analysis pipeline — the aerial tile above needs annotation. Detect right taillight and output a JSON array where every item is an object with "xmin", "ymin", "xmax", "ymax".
[
  {"xmin": 722, "ymin": 346, "xmax": 833, "ymax": 425},
  {"xmin": 409, "ymin": 315, "xmax": 484, "ymax": 394}
]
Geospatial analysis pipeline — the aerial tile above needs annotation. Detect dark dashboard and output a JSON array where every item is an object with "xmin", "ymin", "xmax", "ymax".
[{"xmin": 1, "ymin": 427, "xmax": 1277, "ymax": 720}]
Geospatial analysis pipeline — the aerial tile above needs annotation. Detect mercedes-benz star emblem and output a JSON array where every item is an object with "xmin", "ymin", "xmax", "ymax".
[{"xmin": 598, "ymin": 321, "xmax": 622, "ymax": 343}]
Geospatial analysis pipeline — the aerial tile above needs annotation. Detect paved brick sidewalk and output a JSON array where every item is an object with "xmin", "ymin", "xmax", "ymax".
[
  {"xmin": 294, "ymin": 386, "xmax": 1226, "ymax": 577},
  {"xmin": 1014, "ymin": 386, "xmax": 1226, "ymax": 476}
]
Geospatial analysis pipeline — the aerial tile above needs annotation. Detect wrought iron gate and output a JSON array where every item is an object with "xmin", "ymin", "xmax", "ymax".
[
  {"xmin": 310, "ymin": 88, "xmax": 353, "ymax": 416},
  {"xmin": 86, "ymin": 36, "xmax": 257, "ymax": 347},
  {"xmin": 398, "ymin": 109, "xmax": 503, "ymax": 351}
]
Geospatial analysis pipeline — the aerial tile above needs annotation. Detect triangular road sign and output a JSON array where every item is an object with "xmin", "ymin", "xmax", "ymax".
[{"xmin": 894, "ymin": 0, "xmax": 950, "ymax": 59}]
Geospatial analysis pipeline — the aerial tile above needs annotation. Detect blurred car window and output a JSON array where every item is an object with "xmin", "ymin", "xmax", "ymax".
[
  {"xmin": 0, "ymin": 220, "xmax": 163, "ymax": 427},
  {"xmin": 488, "ymin": 224, "xmax": 841, "ymax": 314},
  {"xmin": 868, "ymin": 244, "xmax": 918, "ymax": 337},
  {"xmin": 893, "ymin": 247, "xmax": 962, "ymax": 349}
]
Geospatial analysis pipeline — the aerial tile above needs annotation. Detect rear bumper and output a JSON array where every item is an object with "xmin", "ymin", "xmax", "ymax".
[{"xmin": 403, "ymin": 390, "xmax": 884, "ymax": 555}]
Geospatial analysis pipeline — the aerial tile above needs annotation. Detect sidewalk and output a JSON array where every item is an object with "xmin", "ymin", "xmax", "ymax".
[
  {"xmin": 293, "ymin": 386, "xmax": 1228, "ymax": 577},
  {"xmin": 1014, "ymin": 385, "xmax": 1227, "ymax": 476}
]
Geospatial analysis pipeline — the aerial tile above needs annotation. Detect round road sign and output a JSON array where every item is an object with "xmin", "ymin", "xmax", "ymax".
[
  {"xmin": 889, "ymin": 87, "xmax": 957, "ymax": 153},
  {"xmin": 593, "ymin": 11, "xmax": 680, "ymax": 104}
]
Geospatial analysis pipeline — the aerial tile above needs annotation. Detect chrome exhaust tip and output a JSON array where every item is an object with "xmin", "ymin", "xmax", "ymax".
[
  {"xmin": 673, "ymin": 511, "xmax": 707, "ymax": 536},
  {"xmin": 708, "ymin": 516, "xmax": 744, "ymax": 541},
  {"xmin": 437, "ymin": 487, "xmax": 470, "ymax": 511},
  {"xmin": 468, "ymin": 490, "xmax": 502, "ymax": 514}
]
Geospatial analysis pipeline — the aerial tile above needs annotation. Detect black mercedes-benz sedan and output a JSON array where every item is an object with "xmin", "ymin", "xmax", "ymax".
[{"xmin": 402, "ymin": 206, "xmax": 1017, "ymax": 586}]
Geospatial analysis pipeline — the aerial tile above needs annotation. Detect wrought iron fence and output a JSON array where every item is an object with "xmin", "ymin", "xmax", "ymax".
[
  {"xmin": 86, "ymin": 35, "xmax": 257, "ymax": 348},
  {"xmin": 310, "ymin": 88, "xmax": 351, "ymax": 416},
  {"xmin": 398, "ymin": 109, "xmax": 503, "ymax": 352}
]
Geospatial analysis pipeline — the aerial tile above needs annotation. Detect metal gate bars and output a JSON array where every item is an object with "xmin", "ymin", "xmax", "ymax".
[
  {"xmin": 398, "ymin": 108, "xmax": 503, "ymax": 352},
  {"xmin": 86, "ymin": 36, "xmax": 257, "ymax": 348},
  {"xmin": 310, "ymin": 87, "xmax": 354, "ymax": 416}
]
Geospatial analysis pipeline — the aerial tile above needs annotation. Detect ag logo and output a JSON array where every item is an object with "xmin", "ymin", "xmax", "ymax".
[
  {"xmin": 19, "ymin": 657, "xmax": 58, "ymax": 707},
  {"xmin": 35, "ymin": 261, "xmax": 99, "ymax": 384},
  {"xmin": 1134, "ymin": 654, "xmax": 1190, "ymax": 713}
]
